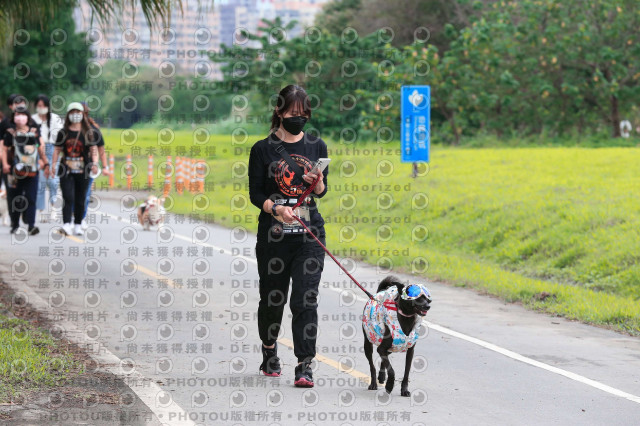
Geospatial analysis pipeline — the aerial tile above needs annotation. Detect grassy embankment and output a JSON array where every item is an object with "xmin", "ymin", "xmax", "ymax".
[
  {"xmin": 97, "ymin": 129, "xmax": 640, "ymax": 334},
  {"xmin": 0, "ymin": 307, "xmax": 82, "ymax": 402}
]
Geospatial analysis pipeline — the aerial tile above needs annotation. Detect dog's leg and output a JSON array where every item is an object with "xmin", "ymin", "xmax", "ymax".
[
  {"xmin": 378, "ymin": 338, "xmax": 395, "ymax": 394},
  {"xmin": 377, "ymin": 326, "xmax": 389, "ymax": 384},
  {"xmin": 142, "ymin": 212, "xmax": 149, "ymax": 231},
  {"xmin": 378, "ymin": 358, "xmax": 386, "ymax": 384},
  {"xmin": 400, "ymin": 346, "xmax": 414, "ymax": 397},
  {"xmin": 363, "ymin": 328, "xmax": 377, "ymax": 390}
]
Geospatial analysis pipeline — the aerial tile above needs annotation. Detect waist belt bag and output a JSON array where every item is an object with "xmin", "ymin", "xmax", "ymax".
[{"xmin": 65, "ymin": 156, "xmax": 85, "ymax": 173}]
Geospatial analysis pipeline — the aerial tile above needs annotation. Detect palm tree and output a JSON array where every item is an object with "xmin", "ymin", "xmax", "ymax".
[{"xmin": 0, "ymin": 0, "xmax": 211, "ymax": 56}]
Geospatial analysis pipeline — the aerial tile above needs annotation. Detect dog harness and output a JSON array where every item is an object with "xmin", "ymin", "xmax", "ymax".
[{"xmin": 362, "ymin": 286, "xmax": 422, "ymax": 353}]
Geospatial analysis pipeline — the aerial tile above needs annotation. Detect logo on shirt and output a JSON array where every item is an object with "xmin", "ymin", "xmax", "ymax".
[
  {"xmin": 274, "ymin": 154, "xmax": 313, "ymax": 196},
  {"xmin": 65, "ymin": 138, "xmax": 83, "ymax": 158}
]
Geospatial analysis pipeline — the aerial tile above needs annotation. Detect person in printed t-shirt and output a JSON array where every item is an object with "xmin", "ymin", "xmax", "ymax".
[
  {"xmin": 50, "ymin": 102, "xmax": 100, "ymax": 237},
  {"xmin": 248, "ymin": 84, "xmax": 329, "ymax": 388}
]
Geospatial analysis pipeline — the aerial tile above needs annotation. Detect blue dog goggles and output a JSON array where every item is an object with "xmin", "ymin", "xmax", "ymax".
[{"xmin": 401, "ymin": 284, "xmax": 432, "ymax": 302}]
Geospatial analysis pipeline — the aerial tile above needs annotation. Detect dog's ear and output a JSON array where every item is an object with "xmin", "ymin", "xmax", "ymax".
[{"xmin": 394, "ymin": 283, "xmax": 405, "ymax": 295}]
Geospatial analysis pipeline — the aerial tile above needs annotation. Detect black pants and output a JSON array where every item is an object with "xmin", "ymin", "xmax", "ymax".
[
  {"xmin": 256, "ymin": 234, "xmax": 326, "ymax": 363},
  {"xmin": 7, "ymin": 174, "xmax": 38, "ymax": 228},
  {"xmin": 60, "ymin": 172, "xmax": 89, "ymax": 224}
]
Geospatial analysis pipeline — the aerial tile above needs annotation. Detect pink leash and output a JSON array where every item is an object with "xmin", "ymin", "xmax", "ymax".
[{"xmin": 289, "ymin": 176, "xmax": 375, "ymax": 300}]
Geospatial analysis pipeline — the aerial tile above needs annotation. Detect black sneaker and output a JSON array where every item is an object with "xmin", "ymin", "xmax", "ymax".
[
  {"xmin": 294, "ymin": 360, "xmax": 314, "ymax": 387},
  {"xmin": 259, "ymin": 342, "xmax": 281, "ymax": 377},
  {"xmin": 28, "ymin": 226, "xmax": 39, "ymax": 236},
  {"xmin": 9, "ymin": 226, "xmax": 18, "ymax": 234}
]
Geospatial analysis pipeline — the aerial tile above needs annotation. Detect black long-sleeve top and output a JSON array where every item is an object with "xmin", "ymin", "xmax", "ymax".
[{"xmin": 248, "ymin": 131, "xmax": 329, "ymax": 242}]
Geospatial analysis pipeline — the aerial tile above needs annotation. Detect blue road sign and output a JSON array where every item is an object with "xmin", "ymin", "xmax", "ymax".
[{"xmin": 401, "ymin": 85, "xmax": 430, "ymax": 163}]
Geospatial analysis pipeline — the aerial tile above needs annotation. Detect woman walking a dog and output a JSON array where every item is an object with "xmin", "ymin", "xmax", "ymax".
[{"xmin": 248, "ymin": 84, "xmax": 329, "ymax": 387}]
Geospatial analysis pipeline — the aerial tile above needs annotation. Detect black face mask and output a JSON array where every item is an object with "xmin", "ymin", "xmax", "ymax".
[{"xmin": 281, "ymin": 115, "xmax": 307, "ymax": 135}]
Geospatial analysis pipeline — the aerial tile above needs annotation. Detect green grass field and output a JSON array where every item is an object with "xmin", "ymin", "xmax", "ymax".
[
  {"xmin": 0, "ymin": 310, "xmax": 82, "ymax": 401},
  {"xmin": 97, "ymin": 129, "xmax": 640, "ymax": 334}
]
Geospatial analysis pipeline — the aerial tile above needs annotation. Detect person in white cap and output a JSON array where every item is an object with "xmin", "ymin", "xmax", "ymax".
[{"xmin": 48, "ymin": 102, "xmax": 101, "ymax": 236}]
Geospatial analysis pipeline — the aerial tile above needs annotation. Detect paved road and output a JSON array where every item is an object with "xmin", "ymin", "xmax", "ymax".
[{"xmin": 1, "ymin": 189, "xmax": 640, "ymax": 426}]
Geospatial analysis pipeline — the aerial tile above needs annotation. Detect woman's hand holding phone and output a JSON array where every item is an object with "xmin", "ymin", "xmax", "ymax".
[{"xmin": 302, "ymin": 169, "xmax": 323, "ymax": 185}]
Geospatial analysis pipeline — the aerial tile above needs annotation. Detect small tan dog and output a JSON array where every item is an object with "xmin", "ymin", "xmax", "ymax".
[
  {"xmin": 0, "ymin": 187, "xmax": 9, "ymax": 226},
  {"xmin": 137, "ymin": 195, "xmax": 166, "ymax": 230}
]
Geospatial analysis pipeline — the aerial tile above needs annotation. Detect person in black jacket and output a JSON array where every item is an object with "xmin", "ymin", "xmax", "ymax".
[{"xmin": 248, "ymin": 84, "xmax": 329, "ymax": 387}]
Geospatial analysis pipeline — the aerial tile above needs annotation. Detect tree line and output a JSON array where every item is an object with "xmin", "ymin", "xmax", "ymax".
[
  {"xmin": 214, "ymin": 0, "xmax": 640, "ymax": 144},
  {"xmin": 3, "ymin": 0, "xmax": 638, "ymax": 144}
]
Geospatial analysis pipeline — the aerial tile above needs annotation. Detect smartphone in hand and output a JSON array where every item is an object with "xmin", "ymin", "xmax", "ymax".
[{"xmin": 308, "ymin": 158, "xmax": 331, "ymax": 177}]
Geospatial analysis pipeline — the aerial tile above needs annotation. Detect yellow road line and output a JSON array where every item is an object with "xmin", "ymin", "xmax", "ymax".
[
  {"xmin": 134, "ymin": 263, "xmax": 178, "ymax": 289},
  {"xmin": 65, "ymin": 234, "xmax": 84, "ymax": 243},
  {"xmin": 277, "ymin": 337, "xmax": 371, "ymax": 385},
  {"xmin": 64, "ymin": 232, "xmax": 176, "ymax": 288},
  {"xmin": 66, "ymin": 221, "xmax": 371, "ymax": 384}
]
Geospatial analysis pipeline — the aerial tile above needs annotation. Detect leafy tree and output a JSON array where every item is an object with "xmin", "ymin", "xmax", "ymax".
[
  {"xmin": 0, "ymin": 7, "xmax": 89, "ymax": 106},
  {"xmin": 81, "ymin": 60, "xmax": 231, "ymax": 129},
  {"xmin": 453, "ymin": 0, "xmax": 640, "ymax": 138},
  {"xmin": 0, "ymin": 0, "xmax": 207, "ymax": 59},
  {"xmin": 316, "ymin": 0, "xmax": 490, "ymax": 53},
  {"xmin": 212, "ymin": 18, "xmax": 399, "ymax": 140},
  {"xmin": 314, "ymin": 0, "xmax": 361, "ymax": 36}
]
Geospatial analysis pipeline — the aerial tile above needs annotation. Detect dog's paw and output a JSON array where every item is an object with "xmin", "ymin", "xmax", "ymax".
[
  {"xmin": 384, "ymin": 380, "xmax": 394, "ymax": 394},
  {"xmin": 377, "ymin": 371, "xmax": 386, "ymax": 384},
  {"xmin": 400, "ymin": 388, "xmax": 411, "ymax": 397},
  {"xmin": 367, "ymin": 382, "xmax": 378, "ymax": 390}
]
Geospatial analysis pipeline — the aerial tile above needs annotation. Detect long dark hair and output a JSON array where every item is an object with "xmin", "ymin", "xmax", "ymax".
[
  {"xmin": 81, "ymin": 102, "xmax": 100, "ymax": 129},
  {"xmin": 63, "ymin": 108, "xmax": 98, "ymax": 143},
  {"xmin": 34, "ymin": 94, "xmax": 51, "ymax": 128},
  {"xmin": 270, "ymin": 85, "xmax": 312, "ymax": 132}
]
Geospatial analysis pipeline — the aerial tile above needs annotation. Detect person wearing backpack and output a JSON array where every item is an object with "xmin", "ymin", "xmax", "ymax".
[{"xmin": 0, "ymin": 105, "xmax": 47, "ymax": 235}]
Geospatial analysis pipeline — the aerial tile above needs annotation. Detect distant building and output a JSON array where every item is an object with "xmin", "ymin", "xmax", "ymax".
[
  {"xmin": 73, "ymin": 0, "xmax": 330, "ymax": 78},
  {"xmin": 73, "ymin": 0, "xmax": 222, "ymax": 79},
  {"xmin": 219, "ymin": 0, "xmax": 329, "ymax": 47}
]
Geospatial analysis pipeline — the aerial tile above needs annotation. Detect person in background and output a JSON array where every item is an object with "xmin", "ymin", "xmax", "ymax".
[
  {"xmin": 0, "ymin": 95, "xmax": 39, "ymax": 229},
  {"xmin": 78, "ymin": 102, "xmax": 109, "ymax": 229},
  {"xmin": 50, "ymin": 102, "xmax": 100, "ymax": 236},
  {"xmin": 32, "ymin": 94, "xmax": 64, "ymax": 223},
  {"xmin": 0, "ymin": 95, "xmax": 22, "ymax": 192},
  {"xmin": 1, "ymin": 106, "xmax": 47, "ymax": 235}
]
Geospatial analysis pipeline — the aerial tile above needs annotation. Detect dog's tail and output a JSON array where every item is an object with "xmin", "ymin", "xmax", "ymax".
[{"xmin": 376, "ymin": 275, "xmax": 404, "ymax": 294}]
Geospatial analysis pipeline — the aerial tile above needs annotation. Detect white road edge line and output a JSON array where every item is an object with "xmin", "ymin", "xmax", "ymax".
[
  {"xmin": 424, "ymin": 321, "xmax": 640, "ymax": 404},
  {"xmin": 329, "ymin": 289, "xmax": 640, "ymax": 406},
  {"xmin": 100, "ymin": 210, "xmax": 640, "ymax": 405},
  {"xmin": 0, "ymin": 269, "xmax": 197, "ymax": 426}
]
